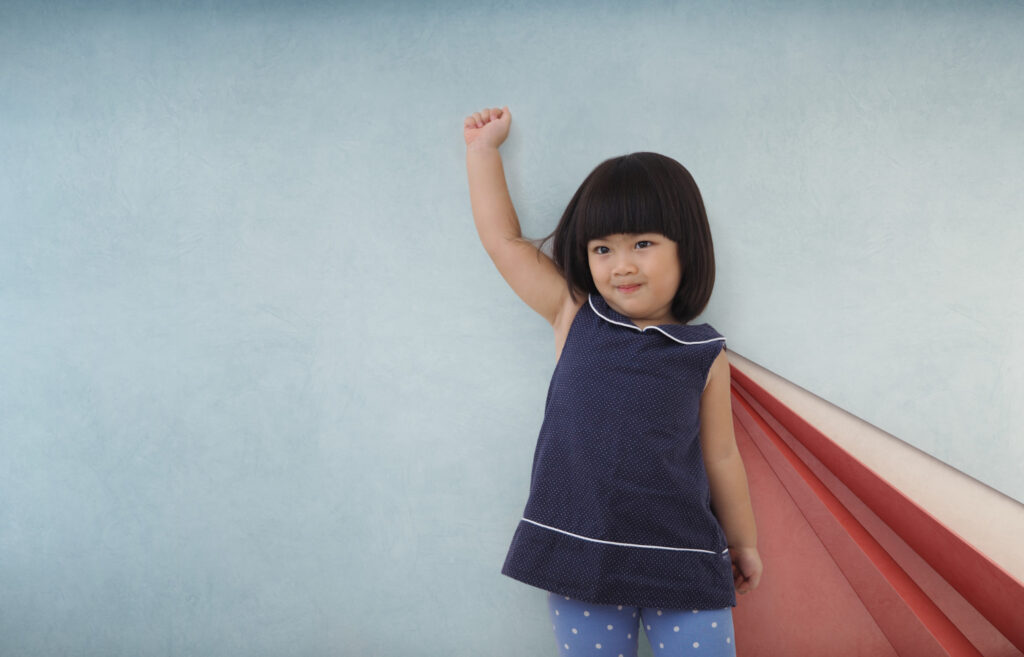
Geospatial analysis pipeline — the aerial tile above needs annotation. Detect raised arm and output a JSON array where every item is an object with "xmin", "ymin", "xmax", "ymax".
[{"xmin": 464, "ymin": 107, "xmax": 571, "ymax": 327}]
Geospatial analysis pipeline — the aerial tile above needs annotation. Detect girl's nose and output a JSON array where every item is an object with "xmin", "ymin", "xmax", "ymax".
[{"xmin": 613, "ymin": 256, "xmax": 637, "ymax": 275}]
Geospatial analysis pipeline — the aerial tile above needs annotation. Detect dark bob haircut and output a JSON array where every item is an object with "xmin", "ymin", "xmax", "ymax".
[{"xmin": 537, "ymin": 152, "xmax": 717, "ymax": 325}]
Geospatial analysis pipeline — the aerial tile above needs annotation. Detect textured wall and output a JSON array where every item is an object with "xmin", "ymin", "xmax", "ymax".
[{"xmin": 1, "ymin": 1, "xmax": 1021, "ymax": 655}]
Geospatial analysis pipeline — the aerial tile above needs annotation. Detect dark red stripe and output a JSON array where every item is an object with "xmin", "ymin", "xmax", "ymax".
[{"xmin": 729, "ymin": 364, "xmax": 1024, "ymax": 654}]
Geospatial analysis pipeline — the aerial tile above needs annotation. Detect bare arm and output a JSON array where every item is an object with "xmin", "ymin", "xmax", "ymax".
[
  {"xmin": 466, "ymin": 142, "xmax": 526, "ymax": 253},
  {"xmin": 699, "ymin": 349, "xmax": 764, "ymax": 594},
  {"xmin": 464, "ymin": 107, "xmax": 570, "ymax": 327}
]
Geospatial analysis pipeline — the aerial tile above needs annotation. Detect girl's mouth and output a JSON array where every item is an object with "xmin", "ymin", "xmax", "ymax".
[{"xmin": 617, "ymin": 284, "xmax": 641, "ymax": 293}]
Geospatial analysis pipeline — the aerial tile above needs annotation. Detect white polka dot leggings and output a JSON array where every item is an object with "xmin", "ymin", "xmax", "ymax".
[{"xmin": 547, "ymin": 592, "xmax": 736, "ymax": 657}]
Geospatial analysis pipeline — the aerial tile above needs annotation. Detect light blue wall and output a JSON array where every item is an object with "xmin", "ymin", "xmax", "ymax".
[{"xmin": 2, "ymin": 2, "xmax": 1021, "ymax": 655}]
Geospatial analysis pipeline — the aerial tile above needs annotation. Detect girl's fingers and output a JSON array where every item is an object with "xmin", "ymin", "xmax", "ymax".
[{"xmin": 465, "ymin": 107, "xmax": 505, "ymax": 130}]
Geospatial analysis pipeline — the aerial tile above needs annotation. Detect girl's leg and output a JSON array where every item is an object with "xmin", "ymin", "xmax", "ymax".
[
  {"xmin": 640, "ymin": 605, "xmax": 736, "ymax": 657},
  {"xmin": 546, "ymin": 591, "xmax": 641, "ymax": 657}
]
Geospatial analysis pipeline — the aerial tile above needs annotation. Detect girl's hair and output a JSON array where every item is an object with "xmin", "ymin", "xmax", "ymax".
[{"xmin": 537, "ymin": 151, "xmax": 717, "ymax": 324}]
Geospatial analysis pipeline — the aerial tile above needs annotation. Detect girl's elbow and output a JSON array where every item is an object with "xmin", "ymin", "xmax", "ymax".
[{"xmin": 703, "ymin": 442, "xmax": 742, "ymax": 471}]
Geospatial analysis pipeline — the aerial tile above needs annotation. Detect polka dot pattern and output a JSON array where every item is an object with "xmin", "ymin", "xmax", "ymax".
[
  {"xmin": 548, "ymin": 591, "xmax": 736, "ymax": 656},
  {"xmin": 502, "ymin": 293, "xmax": 736, "ymax": 610}
]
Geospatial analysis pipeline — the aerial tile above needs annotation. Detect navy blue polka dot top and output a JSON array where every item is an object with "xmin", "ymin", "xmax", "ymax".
[{"xmin": 501, "ymin": 292, "xmax": 736, "ymax": 610}]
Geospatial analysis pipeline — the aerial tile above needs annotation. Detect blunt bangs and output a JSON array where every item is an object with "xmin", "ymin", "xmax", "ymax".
[{"xmin": 573, "ymin": 154, "xmax": 685, "ymax": 246}]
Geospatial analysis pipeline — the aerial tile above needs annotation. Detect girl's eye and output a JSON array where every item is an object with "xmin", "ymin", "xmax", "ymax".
[{"xmin": 593, "ymin": 240, "xmax": 651, "ymax": 254}]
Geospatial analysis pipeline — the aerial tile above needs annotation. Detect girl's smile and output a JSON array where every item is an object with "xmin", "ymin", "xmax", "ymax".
[{"xmin": 587, "ymin": 232, "xmax": 682, "ymax": 328}]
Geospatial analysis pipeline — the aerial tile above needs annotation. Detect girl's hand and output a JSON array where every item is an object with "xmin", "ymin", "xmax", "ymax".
[
  {"xmin": 729, "ymin": 546, "xmax": 763, "ymax": 596},
  {"xmin": 464, "ymin": 106, "xmax": 511, "ymax": 149}
]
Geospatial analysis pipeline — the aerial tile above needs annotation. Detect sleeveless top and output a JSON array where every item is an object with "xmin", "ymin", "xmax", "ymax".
[{"xmin": 500, "ymin": 292, "xmax": 736, "ymax": 609}]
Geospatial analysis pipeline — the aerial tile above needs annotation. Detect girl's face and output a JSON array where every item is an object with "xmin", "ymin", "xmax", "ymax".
[{"xmin": 586, "ymin": 232, "xmax": 682, "ymax": 328}]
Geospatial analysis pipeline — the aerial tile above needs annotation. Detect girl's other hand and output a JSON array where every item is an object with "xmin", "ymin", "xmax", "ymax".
[
  {"xmin": 464, "ymin": 106, "xmax": 511, "ymax": 149},
  {"xmin": 729, "ymin": 546, "xmax": 764, "ymax": 596}
]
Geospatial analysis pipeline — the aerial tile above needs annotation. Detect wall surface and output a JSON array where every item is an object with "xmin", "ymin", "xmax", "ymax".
[{"xmin": 1, "ymin": 1, "xmax": 1021, "ymax": 655}]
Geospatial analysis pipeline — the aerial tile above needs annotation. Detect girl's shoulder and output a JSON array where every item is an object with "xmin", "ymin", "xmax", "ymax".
[{"xmin": 680, "ymin": 323, "xmax": 727, "ymax": 352}]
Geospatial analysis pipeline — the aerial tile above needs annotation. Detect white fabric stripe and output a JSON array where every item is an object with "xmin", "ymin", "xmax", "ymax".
[
  {"xmin": 587, "ymin": 295, "xmax": 727, "ymax": 346},
  {"xmin": 521, "ymin": 517, "xmax": 729, "ymax": 555}
]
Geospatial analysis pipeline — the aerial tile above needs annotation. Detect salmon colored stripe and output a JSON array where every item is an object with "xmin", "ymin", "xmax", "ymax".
[
  {"xmin": 728, "ymin": 365, "xmax": 1024, "ymax": 653},
  {"xmin": 729, "ymin": 372, "xmax": 985, "ymax": 657}
]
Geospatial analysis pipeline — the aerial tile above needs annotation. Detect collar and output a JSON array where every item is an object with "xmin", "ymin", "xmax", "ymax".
[{"xmin": 588, "ymin": 292, "xmax": 721, "ymax": 346}]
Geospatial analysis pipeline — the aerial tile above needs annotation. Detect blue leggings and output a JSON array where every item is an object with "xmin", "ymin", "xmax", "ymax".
[{"xmin": 547, "ymin": 591, "xmax": 736, "ymax": 657}]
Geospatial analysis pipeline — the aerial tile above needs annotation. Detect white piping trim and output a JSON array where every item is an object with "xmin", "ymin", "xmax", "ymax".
[
  {"xmin": 588, "ymin": 294, "xmax": 727, "ymax": 347},
  {"xmin": 521, "ymin": 517, "xmax": 729, "ymax": 555}
]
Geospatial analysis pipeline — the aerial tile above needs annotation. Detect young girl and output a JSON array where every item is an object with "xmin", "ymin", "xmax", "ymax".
[{"xmin": 464, "ymin": 106, "xmax": 763, "ymax": 657}]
